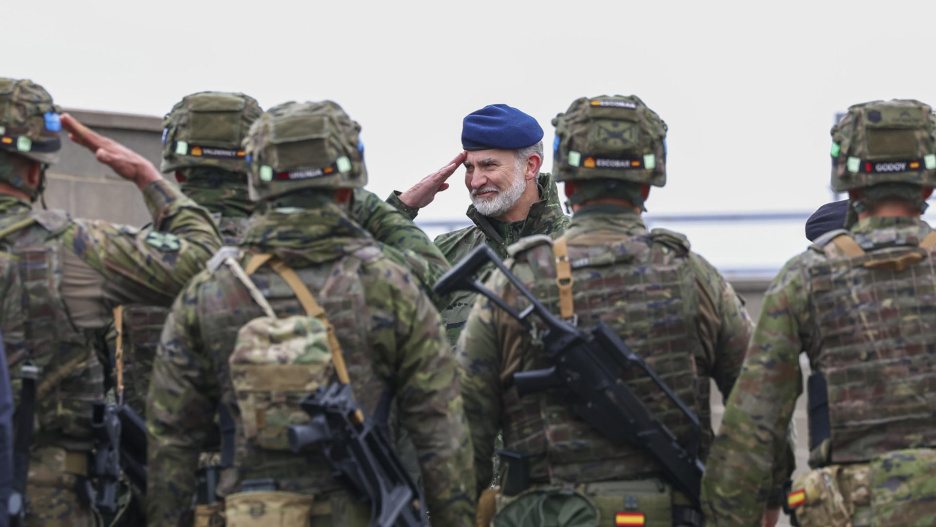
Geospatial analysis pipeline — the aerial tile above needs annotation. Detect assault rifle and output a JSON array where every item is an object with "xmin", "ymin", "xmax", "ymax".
[
  {"xmin": 434, "ymin": 245, "xmax": 705, "ymax": 506},
  {"xmin": 9, "ymin": 364, "xmax": 39, "ymax": 527},
  {"xmin": 116, "ymin": 405, "xmax": 147, "ymax": 491},
  {"xmin": 289, "ymin": 384, "xmax": 427, "ymax": 527},
  {"xmin": 88, "ymin": 402, "xmax": 122, "ymax": 516}
]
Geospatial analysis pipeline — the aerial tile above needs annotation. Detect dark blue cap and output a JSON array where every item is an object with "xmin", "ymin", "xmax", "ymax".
[
  {"xmin": 805, "ymin": 200, "xmax": 848, "ymax": 242},
  {"xmin": 461, "ymin": 104, "xmax": 544, "ymax": 151}
]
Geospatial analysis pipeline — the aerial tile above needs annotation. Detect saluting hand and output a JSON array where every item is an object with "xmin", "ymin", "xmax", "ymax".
[
  {"xmin": 61, "ymin": 113, "xmax": 162, "ymax": 191},
  {"xmin": 398, "ymin": 151, "xmax": 467, "ymax": 209}
]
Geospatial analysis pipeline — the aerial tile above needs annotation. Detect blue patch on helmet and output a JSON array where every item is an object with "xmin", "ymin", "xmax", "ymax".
[
  {"xmin": 44, "ymin": 112, "xmax": 61, "ymax": 132},
  {"xmin": 245, "ymin": 154, "xmax": 252, "ymax": 164},
  {"xmin": 553, "ymin": 136, "xmax": 560, "ymax": 153},
  {"xmin": 161, "ymin": 128, "xmax": 169, "ymax": 145},
  {"xmin": 357, "ymin": 139, "xmax": 364, "ymax": 151}
]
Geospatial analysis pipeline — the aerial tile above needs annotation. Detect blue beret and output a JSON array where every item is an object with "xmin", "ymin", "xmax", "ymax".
[
  {"xmin": 805, "ymin": 200, "xmax": 848, "ymax": 241},
  {"xmin": 462, "ymin": 104, "xmax": 544, "ymax": 151}
]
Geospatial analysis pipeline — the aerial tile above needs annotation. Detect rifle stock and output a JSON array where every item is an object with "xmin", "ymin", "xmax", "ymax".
[{"xmin": 433, "ymin": 245, "xmax": 705, "ymax": 506}]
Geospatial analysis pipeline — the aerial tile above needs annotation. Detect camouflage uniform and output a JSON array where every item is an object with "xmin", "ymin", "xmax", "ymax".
[
  {"xmin": 456, "ymin": 96, "xmax": 753, "ymax": 526},
  {"xmin": 387, "ymin": 172, "xmax": 569, "ymax": 344},
  {"xmin": 0, "ymin": 78, "xmax": 222, "ymax": 526},
  {"xmin": 146, "ymin": 101, "xmax": 474, "ymax": 527},
  {"xmin": 702, "ymin": 100, "xmax": 936, "ymax": 527}
]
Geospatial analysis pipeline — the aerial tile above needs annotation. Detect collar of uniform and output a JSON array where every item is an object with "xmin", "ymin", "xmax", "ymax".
[
  {"xmin": 239, "ymin": 202, "xmax": 374, "ymax": 261},
  {"xmin": 465, "ymin": 172, "xmax": 566, "ymax": 246},
  {"xmin": 564, "ymin": 207, "xmax": 647, "ymax": 240},
  {"xmin": 849, "ymin": 216, "xmax": 932, "ymax": 249},
  {"xmin": 0, "ymin": 194, "xmax": 33, "ymax": 215}
]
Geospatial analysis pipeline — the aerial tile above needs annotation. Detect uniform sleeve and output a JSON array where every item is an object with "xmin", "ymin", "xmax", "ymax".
[
  {"xmin": 688, "ymin": 253, "xmax": 753, "ymax": 399},
  {"xmin": 383, "ymin": 274, "xmax": 476, "ymax": 527},
  {"xmin": 384, "ymin": 191, "xmax": 420, "ymax": 220},
  {"xmin": 63, "ymin": 179, "xmax": 222, "ymax": 307},
  {"xmin": 146, "ymin": 279, "xmax": 220, "ymax": 526},
  {"xmin": 351, "ymin": 189, "xmax": 451, "ymax": 308},
  {"xmin": 0, "ymin": 337, "xmax": 12, "ymax": 527},
  {"xmin": 701, "ymin": 258, "xmax": 808, "ymax": 526},
  {"xmin": 455, "ymin": 270, "xmax": 508, "ymax": 496}
]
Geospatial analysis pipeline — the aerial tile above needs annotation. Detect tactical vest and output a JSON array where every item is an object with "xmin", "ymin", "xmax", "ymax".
[
  {"xmin": 197, "ymin": 245, "xmax": 382, "ymax": 493},
  {"xmin": 502, "ymin": 230, "xmax": 704, "ymax": 484},
  {"xmin": 0, "ymin": 210, "xmax": 103, "ymax": 442},
  {"xmin": 118, "ymin": 214, "xmax": 250, "ymax": 415},
  {"xmin": 807, "ymin": 231, "xmax": 936, "ymax": 463}
]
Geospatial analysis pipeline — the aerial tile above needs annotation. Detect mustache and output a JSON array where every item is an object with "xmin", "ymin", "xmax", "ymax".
[{"xmin": 471, "ymin": 187, "xmax": 499, "ymax": 197}]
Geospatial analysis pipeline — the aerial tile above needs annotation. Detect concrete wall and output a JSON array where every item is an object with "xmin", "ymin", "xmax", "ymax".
[{"xmin": 44, "ymin": 108, "xmax": 164, "ymax": 227}]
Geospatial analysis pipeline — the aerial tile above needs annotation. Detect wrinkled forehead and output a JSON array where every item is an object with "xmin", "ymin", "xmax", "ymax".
[{"xmin": 463, "ymin": 148, "xmax": 518, "ymax": 168}]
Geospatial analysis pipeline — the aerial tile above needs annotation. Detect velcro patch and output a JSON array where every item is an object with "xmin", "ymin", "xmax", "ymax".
[
  {"xmin": 144, "ymin": 231, "xmax": 181, "ymax": 252},
  {"xmin": 173, "ymin": 142, "xmax": 245, "ymax": 159},
  {"xmin": 274, "ymin": 163, "xmax": 338, "ymax": 181},
  {"xmin": 591, "ymin": 100, "xmax": 637, "ymax": 109},
  {"xmin": 858, "ymin": 159, "xmax": 923, "ymax": 173},
  {"xmin": 582, "ymin": 156, "xmax": 643, "ymax": 169}
]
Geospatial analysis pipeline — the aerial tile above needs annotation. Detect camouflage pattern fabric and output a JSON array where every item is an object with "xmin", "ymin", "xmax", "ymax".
[
  {"xmin": 702, "ymin": 216, "xmax": 936, "ymax": 525},
  {"xmin": 0, "ymin": 179, "xmax": 221, "ymax": 524},
  {"xmin": 389, "ymin": 173, "xmax": 569, "ymax": 345},
  {"xmin": 456, "ymin": 205, "xmax": 753, "ymax": 505},
  {"xmin": 146, "ymin": 203, "xmax": 475, "ymax": 526}
]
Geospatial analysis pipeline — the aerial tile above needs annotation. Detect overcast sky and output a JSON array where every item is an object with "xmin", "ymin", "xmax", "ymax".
[{"xmin": 5, "ymin": 0, "xmax": 934, "ymax": 271}]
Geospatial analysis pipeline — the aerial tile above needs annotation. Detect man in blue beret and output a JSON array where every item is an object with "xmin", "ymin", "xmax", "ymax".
[{"xmin": 387, "ymin": 104, "xmax": 569, "ymax": 345}]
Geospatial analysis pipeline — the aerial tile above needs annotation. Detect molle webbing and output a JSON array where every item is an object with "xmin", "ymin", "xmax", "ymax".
[{"xmin": 809, "ymin": 232, "xmax": 936, "ymax": 462}]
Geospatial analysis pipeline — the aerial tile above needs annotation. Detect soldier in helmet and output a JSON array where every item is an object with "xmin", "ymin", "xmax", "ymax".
[
  {"xmin": 0, "ymin": 78, "xmax": 222, "ymax": 526},
  {"xmin": 702, "ymin": 99, "xmax": 936, "ymax": 526},
  {"xmin": 146, "ymin": 101, "xmax": 475, "ymax": 526},
  {"xmin": 388, "ymin": 104, "xmax": 569, "ymax": 345},
  {"xmin": 457, "ymin": 95, "xmax": 756, "ymax": 527}
]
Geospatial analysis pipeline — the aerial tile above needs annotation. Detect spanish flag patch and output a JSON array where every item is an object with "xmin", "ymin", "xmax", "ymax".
[
  {"xmin": 615, "ymin": 512, "xmax": 645, "ymax": 526},
  {"xmin": 787, "ymin": 489, "xmax": 806, "ymax": 509}
]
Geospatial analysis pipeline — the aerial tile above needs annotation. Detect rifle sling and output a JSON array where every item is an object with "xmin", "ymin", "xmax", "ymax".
[
  {"xmin": 113, "ymin": 306, "xmax": 124, "ymax": 405},
  {"xmin": 552, "ymin": 236, "xmax": 575, "ymax": 321}
]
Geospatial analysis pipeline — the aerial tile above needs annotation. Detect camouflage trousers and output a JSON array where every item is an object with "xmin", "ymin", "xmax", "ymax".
[
  {"xmin": 25, "ymin": 446, "xmax": 101, "ymax": 527},
  {"xmin": 790, "ymin": 448, "xmax": 936, "ymax": 527}
]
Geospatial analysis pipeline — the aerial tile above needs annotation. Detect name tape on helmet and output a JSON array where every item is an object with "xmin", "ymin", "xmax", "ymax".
[
  {"xmin": 590, "ymin": 100, "xmax": 638, "ymax": 109},
  {"xmin": 263, "ymin": 156, "xmax": 352, "ymax": 182},
  {"xmin": 172, "ymin": 141, "xmax": 245, "ymax": 159},
  {"xmin": 568, "ymin": 151, "xmax": 656, "ymax": 170},
  {"xmin": 846, "ymin": 155, "xmax": 936, "ymax": 173}
]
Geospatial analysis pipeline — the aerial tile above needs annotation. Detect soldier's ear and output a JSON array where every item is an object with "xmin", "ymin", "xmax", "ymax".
[
  {"xmin": 26, "ymin": 161, "xmax": 42, "ymax": 190},
  {"xmin": 525, "ymin": 153, "xmax": 542, "ymax": 180},
  {"xmin": 334, "ymin": 188, "xmax": 352, "ymax": 205}
]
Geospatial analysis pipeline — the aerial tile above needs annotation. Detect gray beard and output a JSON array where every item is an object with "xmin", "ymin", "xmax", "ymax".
[{"xmin": 471, "ymin": 171, "xmax": 527, "ymax": 218}]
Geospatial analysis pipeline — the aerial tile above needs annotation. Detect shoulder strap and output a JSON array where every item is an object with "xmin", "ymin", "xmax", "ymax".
[
  {"xmin": 113, "ymin": 306, "xmax": 124, "ymax": 406},
  {"xmin": 920, "ymin": 230, "xmax": 936, "ymax": 250},
  {"xmin": 830, "ymin": 233, "xmax": 866, "ymax": 258},
  {"xmin": 0, "ymin": 217, "xmax": 36, "ymax": 241},
  {"xmin": 552, "ymin": 236, "xmax": 575, "ymax": 321},
  {"xmin": 243, "ymin": 253, "xmax": 362, "ymax": 423}
]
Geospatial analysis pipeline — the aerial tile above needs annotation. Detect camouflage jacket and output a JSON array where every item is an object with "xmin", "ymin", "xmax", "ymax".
[
  {"xmin": 389, "ymin": 173, "xmax": 569, "ymax": 345},
  {"xmin": 701, "ymin": 216, "xmax": 936, "ymax": 525},
  {"xmin": 456, "ymin": 206, "xmax": 753, "ymax": 495},
  {"xmin": 146, "ymin": 203, "xmax": 474, "ymax": 526},
  {"xmin": 0, "ymin": 180, "xmax": 221, "ymax": 444}
]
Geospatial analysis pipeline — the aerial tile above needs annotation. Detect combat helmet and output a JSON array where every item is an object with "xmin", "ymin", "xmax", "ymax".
[
  {"xmin": 161, "ymin": 91, "xmax": 263, "ymax": 174},
  {"xmin": 830, "ymin": 99, "xmax": 936, "ymax": 192},
  {"xmin": 552, "ymin": 95, "xmax": 668, "ymax": 187},
  {"xmin": 244, "ymin": 101, "xmax": 366, "ymax": 201},
  {"xmin": 0, "ymin": 78, "xmax": 62, "ymax": 199}
]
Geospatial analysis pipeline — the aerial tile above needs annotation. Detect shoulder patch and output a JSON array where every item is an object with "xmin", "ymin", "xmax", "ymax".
[
  {"xmin": 809, "ymin": 228, "xmax": 849, "ymax": 252},
  {"xmin": 507, "ymin": 234, "xmax": 553, "ymax": 257},
  {"xmin": 207, "ymin": 246, "xmax": 241, "ymax": 272},
  {"xmin": 649, "ymin": 228, "xmax": 691, "ymax": 254},
  {"xmin": 144, "ymin": 231, "xmax": 181, "ymax": 252}
]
